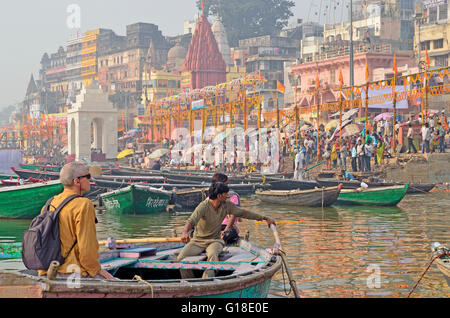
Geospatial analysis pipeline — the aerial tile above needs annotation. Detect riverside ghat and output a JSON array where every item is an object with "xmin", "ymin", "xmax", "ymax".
[{"xmin": 0, "ymin": 1, "xmax": 449, "ymax": 299}]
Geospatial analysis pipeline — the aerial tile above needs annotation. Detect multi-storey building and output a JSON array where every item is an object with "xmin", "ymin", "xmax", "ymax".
[
  {"xmin": 414, "ymin": 0, "xmax": 450, "ymax": 67},
  {"xmin": 239, "ymin": 35, "xmax": 299, "ymax": 110},
  {"xmin": 66, "ymin": 31, "xmax": 83, "ymax": 106}
]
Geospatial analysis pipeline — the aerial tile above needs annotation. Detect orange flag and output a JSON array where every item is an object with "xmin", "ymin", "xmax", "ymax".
[
  {"xmin": 315, "ymin": 73, "xmax": 320, "ymax": 90},
  {"xmin": 393, "ymin": 54, "xmax": 398, "ymax": 73},
  {"xmin": 276, "ymin": 81, "xmax": 285, "ymax": 94},
  {"xmin": 339, "ymin": 69, "xmax": 344, "ymax": 86},
  {"xmin": 426, "ymin": 50, "xmax": 430, "ymax": 67},
  {"xmin": 365, "ymin": 61, "xmax": 370, "ymax": 82}
]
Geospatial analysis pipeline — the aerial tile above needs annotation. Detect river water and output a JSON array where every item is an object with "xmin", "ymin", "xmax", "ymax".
[{"xmin": 1, "ymin": 190, "xmax": 449, "ymax": 298}]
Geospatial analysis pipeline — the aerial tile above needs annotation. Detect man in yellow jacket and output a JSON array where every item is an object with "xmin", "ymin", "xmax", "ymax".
[{"xmin": 38, "ymin": 162, "xmax": 114, "ymax": 279}]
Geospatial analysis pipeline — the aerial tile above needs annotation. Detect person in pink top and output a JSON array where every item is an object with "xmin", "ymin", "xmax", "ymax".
[{"xmin": 211, "ymin": 173, "xmax": 241, "ymax": 244}]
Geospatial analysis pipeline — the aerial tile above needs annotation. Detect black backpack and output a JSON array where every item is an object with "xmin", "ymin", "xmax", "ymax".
[{"xmin": 21, "ymin": 194, "xmax": 81, "ymax": 270}]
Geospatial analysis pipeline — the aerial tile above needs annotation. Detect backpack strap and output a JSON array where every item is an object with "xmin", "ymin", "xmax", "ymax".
[{"xmin": 49, "ymin": 194, "xmax": 82, "ymax": 258}]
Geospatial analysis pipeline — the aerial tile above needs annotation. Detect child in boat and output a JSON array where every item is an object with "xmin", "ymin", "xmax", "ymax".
[{"xmin": 211, "ymin": 173, "xmax": 241, "ymax": 244}]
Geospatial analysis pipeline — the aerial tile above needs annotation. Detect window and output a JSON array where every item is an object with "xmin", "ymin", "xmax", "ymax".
[
  {"xmin": 435, "ymin": 55, "xmax": 448, "ymax": 67},
  {"xmin": 439, "ymin": 4, "xmax": 448, "ymax": 20},
  {"xmin": 434, "ymin": 39, "xmax": 444, "ymax": 49},
  {"xmin": 421, "ymin": 41, "xmax": 431, "ymax": 51},
  {"xmin": 429, "ymin": 6, "xmax": 438, "ymax": 23}
]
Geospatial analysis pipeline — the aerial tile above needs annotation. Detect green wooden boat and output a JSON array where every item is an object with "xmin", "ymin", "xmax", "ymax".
[
  {"xmin": 19, "ymin": 163, "xmax": 61, "ymax": 172},
  {"xmin": 0, "ymin": 173, "xmax": 16, "ymax": 180},
  {"xmin": 335, "ymin": 184, "xmax": 408, "ymax": 206},
  {"xmin": 0, "ymin": 180, "xmax": 64, "ymax": 219},
  {"xmin": 100, "ymin": 185, "xmax": 172, "ymax": 215}
]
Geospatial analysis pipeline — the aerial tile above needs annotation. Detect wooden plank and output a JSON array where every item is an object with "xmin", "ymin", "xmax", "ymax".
[
  {"xmin": 101, "ymin": 258, "xmax": 138, "ymax": 271},
  {"xmin": 119, "ymin": 248, "xmax": 157, "ymax": 259},
  {"xmin": 131, "ymin": 261, "xmax": 236, "ymax": 271}
]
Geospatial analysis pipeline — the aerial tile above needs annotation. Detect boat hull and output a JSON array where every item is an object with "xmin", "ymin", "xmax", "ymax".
[
  {"xmin": 335, "ymin": 184, "xmax": 408, "ymax": 206},
  {"xmin": 0, "ymin": 240, "xmax": 281, "ymax": 298},
  {"xmin": 11, "ymin": 167, "xmax": 60, "ymax": 180},
  {"xmin": 256, "ymin": 185, "xmax": 342, "ymax": 207},
  {"xmin": 0, "ymin": 181, "xmax": 64, "ymax": 218},
  {"xmin": 19, "ymin": 164, "xmax": 61, "ymax": 172},
  {"xmin": 317, "ymin": 179, "xmax": 435, "ymax": 194},
  {"xmin": 100, "ymin": 185, "xmax": 171, "ymax": 215}
]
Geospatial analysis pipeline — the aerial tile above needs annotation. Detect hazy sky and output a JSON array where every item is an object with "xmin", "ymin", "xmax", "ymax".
[{"xmin": 0, "ymin": 0, "xmax": 334, "ymax": 109}]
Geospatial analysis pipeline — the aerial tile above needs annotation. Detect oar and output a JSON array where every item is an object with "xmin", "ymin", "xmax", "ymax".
[
  {"xmin": 270, "ymin": 224, "xmax": 300, "ymax": 298},
  {"xmin": 98, "ymin": 237, "xmax": 183, "ymax": 246}
]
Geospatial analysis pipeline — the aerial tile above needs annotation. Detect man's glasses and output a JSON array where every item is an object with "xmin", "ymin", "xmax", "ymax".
[{"xmin": 77, "ymin": 173, "xmax": 91, "ymax": 180}]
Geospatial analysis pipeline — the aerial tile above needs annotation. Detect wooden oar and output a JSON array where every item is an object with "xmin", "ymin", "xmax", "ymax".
[
  {"xmin": 98, "ymin": 237, "xmax": 183, "ymax": 246},
  {"xmin": 270, "ymin": 224, "xmax": 300, "ymax": 298}
]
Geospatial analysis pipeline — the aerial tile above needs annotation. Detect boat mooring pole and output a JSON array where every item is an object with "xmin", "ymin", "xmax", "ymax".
[{"xmin": 270, "ymin": 224, "xmax": 300, "ymax": 298}]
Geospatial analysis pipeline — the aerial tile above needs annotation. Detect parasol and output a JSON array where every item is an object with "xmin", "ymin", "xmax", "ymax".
[
  {"xmin": 116, "ymin": 148, "xmax": 134, "ymax": 159},
  {"xmin": 325, "ymin": 120, "xmax": 339, "ymax": 131},
  {"xmin": 342, "ymin": 108, "xmax": 360, "ymax": 121},
  {"xmin": 148, "ymin": 148, "xmax": 169, "ymax": 159},
  {"xmin": 341, "ymin": 124, "xmax": 361, "ymax": 137},
  {"xmin": 374, "ymin": 112, "xmax": 393, "ymax": 121}
]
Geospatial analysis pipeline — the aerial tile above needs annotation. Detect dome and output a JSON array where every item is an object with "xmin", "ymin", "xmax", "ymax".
[{"xmin": 168, "ymin": 43, "xmax": 187, "ymax": 61}]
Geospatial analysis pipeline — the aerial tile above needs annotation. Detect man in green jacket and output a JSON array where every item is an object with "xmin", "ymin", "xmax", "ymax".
[{"xmin": 178, "ymin": 182, "xmax": 275, "ymax": 278}]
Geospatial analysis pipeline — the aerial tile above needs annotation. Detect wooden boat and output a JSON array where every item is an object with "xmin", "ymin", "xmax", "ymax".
[
  {"xmin": 99, "ymin": 185, "xmax": 172, "ymax": 215},
  {"xmin": 19, "ymin": 163, "xmax": 61, "ymax": 172},
  {"xmin": 172, "ymin": 188, "xmax": 208, "ymax": 211},
  {"xmin": 0, "ymin": 180, "xmax": 64, "ymax": 218},
  {"xmin": 11, "ymin": 167, "xmax": 60, "ymax": 180},
  {"xmin": 335, "ymin": 184, "xmax": 409, "ymax": 206},
  {"xmin": 317, "ymin": 179, "xmax": 435, "ymax": 194},
  {"xmin": 261, "ymin": 177, "xmax": 320, "ymax": 191},
  {"xmin": 0, "ymin": 237, "xmax": 282, "ymax": 298},
  {"xmin": 95, "ymin": 174, "xmax": 165, "ymax": 183},
  {"xmin": 431, "ymin": 243, "xmax": 450, "ymax": 287},
  {"xmin": 93, "ymin": 178, "xmax": 268, "ymax": 196},
  {"xmin": 255, "ymin": 185, "xmax": 342, "ymax": 207},
  {"xmin": 0, "ymin": 173, "xmax": 17, "ymax": 180},
  {"xmin": 0, "ymin": 179, "xmax": 33, "ymax": 187}
]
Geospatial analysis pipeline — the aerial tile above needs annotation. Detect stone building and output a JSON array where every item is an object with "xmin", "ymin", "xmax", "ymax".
[
  {"xmin": 239, "ymin": 35, "xmax": 299, "ymax": 110},
  {"xmin": 181, "ymin": 14, "xmax": 227, "ymax": 92}
]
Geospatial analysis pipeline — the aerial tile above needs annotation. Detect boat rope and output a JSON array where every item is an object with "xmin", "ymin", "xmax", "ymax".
[
  {"xmin": 322, "ymin": 187, "xmax": 324, "ymax": 208},
  {"xmin": 133, "ymin": 275, "xmax": 154, "ymax": 298},
  {"xmin": 278, "ymin": 249, "xmax": 301, "ymax": 298},
  {"xmin": 407, "ymin": 250, "xmax": 449, "ymax": 297}
]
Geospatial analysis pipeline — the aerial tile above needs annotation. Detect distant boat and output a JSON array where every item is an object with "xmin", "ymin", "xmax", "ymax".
[
  {"xmin": 100, "ymin": 184, "xmax": 172, "ymax": 215},
  {"xmin": 255, "ymin": 185, "xmax": 342, "ymax": 207},
  {"xmin": 19, "ymin": 163, "xmax": 61, "ymax": 172},
  {"xmin": 335, "ymin": 184, "xmax": 408, "ymax": 206},
  {"xmin": 11, "ymin": 167, "xmax": 60, "ymax": 180},
  {"xmin": 0, "ymin": 180, "xmax": 63, "ymax": 219},
  {"xmin": 431, "ymin": 242, "xmax": 450, "ymax": 287},
  {"xmin": 317, "ymin": 179, "xmax": 435, "ymax": 194}
]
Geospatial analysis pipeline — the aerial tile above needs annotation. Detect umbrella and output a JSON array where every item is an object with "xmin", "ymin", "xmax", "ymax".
[
  {"xmin": 342, "ymin": 108, "xmax": 359, "ymax": 121},
  {"xmin": 148, "ymin": 148, "xmax": 169, "ymax": 159},
  {"xmin": 374, "ymin": 112, "xmax": 393, "ymax": 121},
  {"xmin": 325, "ymin": 120, "xmax": 339, "ymax": 131},
  {"xmin": 116, "ymin": 149, "xmax": 134, "ymax": 159},
  {"xmin": 300, "ymin": 124, "xmax": 312, "ymax": 132},
  {"xmin": 415, "ymin": 110, "xmax": 439, "ymax": 118},
  {"xmin": 341, "ymin": 124, "xmax": 361, "ymax": 137}
]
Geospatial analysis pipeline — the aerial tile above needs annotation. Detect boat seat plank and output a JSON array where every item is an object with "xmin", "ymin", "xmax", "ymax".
[
  {"xmin": 101, "ymin": 258, "xmax": 138, "ymax": 271},
  {"xmin": 119, "ymin": 248, "xmax": 157, "ymax": 259},
  {"xmin": 131, "ymin": 261, "xmax": 237, "ymax": 271}
]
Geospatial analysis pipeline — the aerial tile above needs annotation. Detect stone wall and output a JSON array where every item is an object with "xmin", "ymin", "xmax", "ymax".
[{"xmin": 383, "ymin": 153, "xmax": 450, "ymax": 184}]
